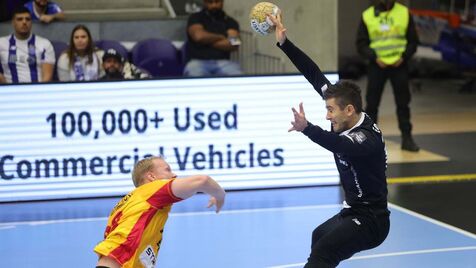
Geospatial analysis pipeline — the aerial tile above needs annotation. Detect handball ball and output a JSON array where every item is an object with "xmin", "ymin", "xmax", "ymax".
[{"xmin": 249, "ymin": 2, "xmax": 280, "ymax": 35}]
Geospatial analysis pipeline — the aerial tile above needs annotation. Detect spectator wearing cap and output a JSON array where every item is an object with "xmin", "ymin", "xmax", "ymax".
[
  {"xmin": 57, "ymin": 25, "xmax": 104, "ymax": 82},
  {"xmin": 100, "ymin": 48, "xmax": 150, "ymax": 81},
  {"xmin": 24, "ymin": 0, "xmax": 64, "ymax": 24}
]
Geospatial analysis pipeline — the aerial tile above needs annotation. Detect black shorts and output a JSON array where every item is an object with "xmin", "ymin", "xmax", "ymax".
[{"xmin": 304, "ymin": 207, "xmax": 390, "ymax": 268}]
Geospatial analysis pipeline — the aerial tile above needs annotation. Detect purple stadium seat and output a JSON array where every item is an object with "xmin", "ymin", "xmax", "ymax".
[
  {"xmin": 179, "ymin": 41, "xmax": 189, "ymax": 66},
  {"xmin": 131, "ymin": 38, "xmax": 183, "ymax": 77},
  {"xmin": 94, "ymin": 40, "xmax": 129, "ymax": 60},
  {"xmin": 50, "ymin": 40, "xmax": 68, "ymax": 59}
]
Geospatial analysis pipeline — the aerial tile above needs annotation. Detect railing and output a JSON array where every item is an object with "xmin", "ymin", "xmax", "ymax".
[
  {"xmin": 161, "ymin": 0, "xmax": 177, "ymax": 18},
  {"xmin": 63, "ymin": 0, "xmax": 167, "ymax": 21},
  {"xmin": 231, "ymin": 30, "xmax": 285, "ymax": 75}
]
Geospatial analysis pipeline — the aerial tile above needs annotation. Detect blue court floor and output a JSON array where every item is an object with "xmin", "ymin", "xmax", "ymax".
[{"xmin": 0, "ymin": 186, "xmax": 475, "ymax": 268}]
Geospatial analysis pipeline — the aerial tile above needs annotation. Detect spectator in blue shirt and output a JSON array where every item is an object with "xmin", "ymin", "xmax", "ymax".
[{"xmin": 24, "ymin": 0, "xmax": 64, "ymax": 24}]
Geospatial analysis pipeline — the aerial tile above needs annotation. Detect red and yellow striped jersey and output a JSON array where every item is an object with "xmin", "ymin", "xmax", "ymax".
[{"xmin": 94, "ymin": 179, "xmax": 182, "ymax": 268}]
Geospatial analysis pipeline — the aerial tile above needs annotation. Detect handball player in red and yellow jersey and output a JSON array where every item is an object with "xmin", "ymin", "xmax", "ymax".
[{"xmin": 94, "ymin": 156, "xmax": 225, "ymax": 268}]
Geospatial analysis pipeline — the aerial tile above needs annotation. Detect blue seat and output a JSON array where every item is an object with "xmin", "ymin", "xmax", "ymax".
[
  {"xmin": 435, "ymin": 30, "xmax": 476, "ymax": 70},
  {"xmin": 131, "ymin": 38, "xmax": 182, "ymax": 77},
  {"xmin": 179, "ymin": 41, "xmax": 189, "ymax": 66},
  {"xmin": 50, "ymin": 40, "xmax": 68, "ymax": 59}
]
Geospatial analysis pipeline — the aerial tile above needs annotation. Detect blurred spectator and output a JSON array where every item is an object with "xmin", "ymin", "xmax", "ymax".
[
  {"xmin": 57, "ymin": 25, "xmax": 104, "ymax": 82},
  {"xmin": 99, "ymin": 48, "xmax": 150, "ymax": 81},
  {"xmin": 185, "ymin": 0, "xmax": 202, "ymax": 14},
  {"xmin": 1, "ymin": 0, "xmax": 29, "ymax": 22},
  {"xmin": 24, "ymin": 0, "xmax": 64, "ymax": 24},
  {"xmin": 184, "ymin": 0, "xmax": 242, "ymax": 77},
  {"xmin": 0, "ymin": 7, "xmax": 55, "ymax": 83},
  {"xmin": 0, "ymin": 0, "xmax": 9, "ymax": 22}
]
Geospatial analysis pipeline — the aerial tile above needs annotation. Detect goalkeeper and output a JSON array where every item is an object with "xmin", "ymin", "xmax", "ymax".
[{"xmin": 268, "ymin": 12, "xmax": 391, "ymax": 268}]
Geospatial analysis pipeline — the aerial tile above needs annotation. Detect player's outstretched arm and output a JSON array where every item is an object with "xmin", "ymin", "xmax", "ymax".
[
  {"xmin": 269, "ymin": 10, "xmax": 287, "ymax": 46},
  {"xmin": 267, "ymin": 12, "xmax": 331, "ymax": 97},
  {"xmin": 171, "ymin": 175, "xmax": 225, "ymax": 213}
]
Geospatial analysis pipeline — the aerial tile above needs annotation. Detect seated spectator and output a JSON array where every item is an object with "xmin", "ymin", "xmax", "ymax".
[
  {"xmin": 24, "ymin": 0, "xmax": 64, "ymax": 24},
  {"xmin": 99, "ymin": 48, "xmax": 151, "ymax": 81},
  {"xmin": 184, "ymin": 0, "xmax": 242, "ymax": 77},
  {"xmin": 0, "ymin": 7, "xmax": 54, "ymax": 83},
  {"xmin": 57, "ymin": 25, "xmax": 104, "ymax": 82}
]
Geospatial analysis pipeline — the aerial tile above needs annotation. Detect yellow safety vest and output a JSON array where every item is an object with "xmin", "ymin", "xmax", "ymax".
[{"xmin": 363, "ymin": 3, "xmax": 409, "ymax": 65}]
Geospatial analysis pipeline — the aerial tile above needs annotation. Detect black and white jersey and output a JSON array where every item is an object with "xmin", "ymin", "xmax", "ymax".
[{"xmin": 279, "ymin": 39, "xmax": 388, "ymax": 208}]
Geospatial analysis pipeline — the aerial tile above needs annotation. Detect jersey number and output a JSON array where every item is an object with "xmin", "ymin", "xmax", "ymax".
[{"xmin": 104, "ymin": 211, "xmax": 123, "ymax": 237}]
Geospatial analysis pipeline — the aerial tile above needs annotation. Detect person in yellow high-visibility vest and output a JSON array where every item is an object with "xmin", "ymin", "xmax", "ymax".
[{"xmin": 357, "ymin": 0, "xmax": 420, "ymax": 152}]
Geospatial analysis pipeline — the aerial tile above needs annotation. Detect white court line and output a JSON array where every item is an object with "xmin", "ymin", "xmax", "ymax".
[
  {"xmin": 0, "ymin": 217, "xmax": 108, "ymax": 228},
  {"xmin": 0, "ymin": 204, "xmax": 342, "ymax": 228},
  {"xmin": 172, "ymin": 204, "xmax": 341, "ymax": 217},
  {"xmin": 266, "ymin": 246, "xmax": 476, "ymax": 268},
  {"xmin": 3, "ymin": 202, "xmax": 474, "ymax": 241},
  {"xmin": 388, "ymin": 202, "xmax": 476, "ymax": 240},
  {"xmin": 350, "ymin": 246, "xmax": 476, "ymax": 259},
  {"xmin": 268, "ymin": 202, "xmax": 476, "ymax": 268}
]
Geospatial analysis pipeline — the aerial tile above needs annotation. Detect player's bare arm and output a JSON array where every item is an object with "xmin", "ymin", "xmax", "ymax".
[{"xmin": 171, "ymin": 175, "xmax": 226, "ymax": 213}]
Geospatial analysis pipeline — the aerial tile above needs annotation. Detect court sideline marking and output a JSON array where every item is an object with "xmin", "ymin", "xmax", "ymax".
[
  {"xmin": 1, "ymin": 203, "xmax": 475, "ymax": 241},
  {"xmin": 1, "ymin": 202, "xmax": 475, "ymax": 267},
  {"xmin": 0, "ymin": 204, "xmax": 342, "ymax": 228},
  {"xmin": 266, "ymin": 246, "xmax": 476, "ymax": 268},
  {"xmin": 389, "ymin": 203, "xmax": 476, "ymax": 239},
  {"xmin": 266, "ymin": 202, "xmax": 476, "ymax": 268},
  {"xmin": 387, "ymin": 173, "xmax": 476, "ymax": 184}
]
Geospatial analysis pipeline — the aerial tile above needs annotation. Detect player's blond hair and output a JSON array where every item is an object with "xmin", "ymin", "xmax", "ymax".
[{"xmin": 132, "ymin": 156, "xmax": 162, "ymax": 187}]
